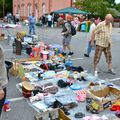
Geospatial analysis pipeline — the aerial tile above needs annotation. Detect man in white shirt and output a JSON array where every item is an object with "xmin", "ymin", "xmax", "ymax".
[
  {"xmin": 47, "ymin": 14, "xmax": 53, "ymax": 27},
  {"xmin": 84, "ymin": 18, "xmax": 96, "ymax": 57}
]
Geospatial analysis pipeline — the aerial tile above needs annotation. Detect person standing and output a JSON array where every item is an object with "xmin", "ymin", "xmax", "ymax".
[
  {"xmin": 15, "ymin": 13, "xmax": 20, "ymax": 23},
  {"xmin": 28, "ymin": 13, "xmax": 36, "ymax": 35},
  {"xmin": 0, "ymin": 45, "xmax": 8, "ymax": 116},
  {"xmin": 41, "ymin": 14, "xmax": 47, "ymax": 27},
  {"xmin": 58, "ymin": 17, "xmax": 74, "ymax": 56},
  {"xmin": 84, "ymin": 18, "xmax": 96, "ymax": 57},
  {"xmin": 47, "ymin": 14, "xmax": 53, "ymax": 27},
  {"xmin": 91, "ymin": 14, "xmax": 116, "ymax": 75}
]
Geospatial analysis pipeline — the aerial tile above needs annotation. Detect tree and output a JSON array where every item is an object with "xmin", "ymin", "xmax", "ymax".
[
  {"xmin": 74, "ymin": 0, "xmax": 117, "ymax": 19},
  {"xmin": 115, "ymin": 3, "xmax": 120, "ymax": 12},
  {"xmin": 107, "ymin": 0, "xmax": 116, "ymax": 7},
  {"xmin": 0, "ymin": 0, "xmax": 12, "ymax": 18}
]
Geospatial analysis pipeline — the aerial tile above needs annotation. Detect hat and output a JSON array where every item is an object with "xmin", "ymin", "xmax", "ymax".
[{"xmin": 57, "ymin": 17, "xmax": 64, "ymax": 22}]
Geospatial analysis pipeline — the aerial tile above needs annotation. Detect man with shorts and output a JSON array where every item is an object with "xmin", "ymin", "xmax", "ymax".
[
  {"xmin": 58, "ymin": 17, "xmax": 74, "ymax": 56},
  {"xmin": 91, "ymin": 14, "xmax": 116, "ymax": 75}
]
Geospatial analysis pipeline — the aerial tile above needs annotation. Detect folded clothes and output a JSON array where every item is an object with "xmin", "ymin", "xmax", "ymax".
[{"xmin": 34, "ymin": 82, "xmax": 58, "ymax": 94}]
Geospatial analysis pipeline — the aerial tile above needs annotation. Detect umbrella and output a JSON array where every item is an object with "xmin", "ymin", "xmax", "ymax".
[{"xmin": 53, "ymin": 7, "xmax": 88, "ymax": 15}]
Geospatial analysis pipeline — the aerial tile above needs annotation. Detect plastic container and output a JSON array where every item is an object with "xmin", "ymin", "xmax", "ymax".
[
  {"xmin": 3, "ymin": 100, "xmax": 11, "ymax": 112},
  {"xmin": 65, "ymin": 59, "xmax": 73, "ymax": 67}
]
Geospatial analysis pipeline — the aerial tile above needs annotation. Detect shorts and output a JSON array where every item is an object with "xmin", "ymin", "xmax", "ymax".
[
  {"xmin": 94, "ymin": 45, "xmax": 112, "ymax": 65},
  {"xmin": 63, "ymin": 36, "xmax": 72, "ymax": 46}
]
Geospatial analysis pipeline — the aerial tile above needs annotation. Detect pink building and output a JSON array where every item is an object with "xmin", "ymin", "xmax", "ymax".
[{"xmin": 12, "ymin": 0, "xmax": 73, "ymax": 20}]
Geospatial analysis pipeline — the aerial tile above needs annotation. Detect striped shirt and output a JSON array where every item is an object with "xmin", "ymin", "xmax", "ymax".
[{"xmin": 93, "ymin": 21, "xmax": 112, "ymax": 47}]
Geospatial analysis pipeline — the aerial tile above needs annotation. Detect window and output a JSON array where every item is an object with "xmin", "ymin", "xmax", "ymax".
[
  {"xmin": 42, "ymin": 3, "xmax": 46, "ymax": 15},
  {"xmin": 27, "ymin": 3, "xmax": 32, "ymax": 16},
  {"xmin": 21, "ymin": 4, "xmax": 25, "ymax": 16}
]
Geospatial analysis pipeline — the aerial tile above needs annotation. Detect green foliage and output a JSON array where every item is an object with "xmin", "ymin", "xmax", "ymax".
[
  {"xmin": 107, "ymin": 0, "xmax": 116, "ymax": 7},
  {"xmin": 115, "ymin": 3, "xmax": 120, "ymax": 12},
  {"xmin": 0, "ymin": 0, "xmax": 12, "ymax": 18},
  {"xmin": 74, "ymin": 0, "xmax": 119, "ymax": 18},
  {"xmin": 107, "ymin": 8, "xmax": 120, "ymax": 17}
]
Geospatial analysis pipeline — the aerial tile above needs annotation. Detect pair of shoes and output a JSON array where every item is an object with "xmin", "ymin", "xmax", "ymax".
[
  {"xmin": 84, "ymin": 54, "xmax": 89, "ymax": 57},
  {"xmin": 62, "ymin": 52, "xmax": 66, "ymax": 56},
  {"xmin": 74, "ymin": 112, "xmax": 85, "ymax": 118},
  {"xmin": 108, "ymin": 69, "xmax": 116, "ymax": 75},
  {"xmin": 68, "ymin": 52, "xmax": 74, "ymax": 56}
]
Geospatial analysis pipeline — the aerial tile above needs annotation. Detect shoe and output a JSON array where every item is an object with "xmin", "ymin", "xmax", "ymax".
[
  {"xmin": 108, "ymin": 69, "xmax": 116, "ymax": 75},
  {"xmin": 74, "ymin": 112, "xmax": 85, "ymax": 118},
  {"xmin": 68, "ymin": 52, "xmax": 74, "ymax": 56},
  {"xmin": 94, "ymin": 70, "xmax": 98, "ymax": 77},
  {"xmin": 84, "ymin": 54, "xmax": 89, "ymax": 57},
  {"xmin": 62, "ymin": 52, "xmax": 66, "ymax": 56}
]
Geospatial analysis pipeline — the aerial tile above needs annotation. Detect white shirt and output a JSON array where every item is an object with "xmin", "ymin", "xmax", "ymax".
[
  {"xmin": 87, "ymin": 23, "xmax": 96, "ymax": 41},
  {"xmin": 47, "ymin": 15, "xmax": 52, "ymax": 21}
]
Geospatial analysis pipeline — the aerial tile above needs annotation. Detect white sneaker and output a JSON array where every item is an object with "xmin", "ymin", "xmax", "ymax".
[{"xmin": 94, "ymin": 70, "xmax": 98, "ymax": 77}]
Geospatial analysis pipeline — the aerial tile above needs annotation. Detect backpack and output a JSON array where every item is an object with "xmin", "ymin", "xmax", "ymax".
[
  {"xmin": 70, "ymin": 23, "xmax": 76, "ymax": 36},
  {"xmin": 63, "ymin": 22, "xmax": 76, "ymax": 36}
]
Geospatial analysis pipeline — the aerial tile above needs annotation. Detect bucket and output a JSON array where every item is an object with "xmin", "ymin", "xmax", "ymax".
[
  {"xmin": 41, "ymin": 51, "xmax": 49, "ymax": 61},
  {"xmin": 3, "ymin": 100, "xmax": 11, "ymax": 112},
  {"xmin": 22, "ymin": 81, "xmax": 33, "ymax": 98}
]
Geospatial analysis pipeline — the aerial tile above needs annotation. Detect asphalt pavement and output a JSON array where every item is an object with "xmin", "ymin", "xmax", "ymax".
[{"xmin": 0, "ymin": 24, "xmax": 120, "ymax": 120}]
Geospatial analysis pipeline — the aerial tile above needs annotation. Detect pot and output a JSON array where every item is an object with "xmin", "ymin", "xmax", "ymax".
[{"xmin": 22, "ymin": 81, "xmax": 33, "ymax": 98}]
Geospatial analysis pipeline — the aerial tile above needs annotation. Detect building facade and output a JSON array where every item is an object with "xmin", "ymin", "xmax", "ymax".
[{"xmin": 13, "ymin": 0, "xmax": 73, "ymax": 20}]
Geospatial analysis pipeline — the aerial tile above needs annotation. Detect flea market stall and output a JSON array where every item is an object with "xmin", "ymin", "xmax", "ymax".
[{"xmin": 10, "ymin": 43, "xmax": 120, "ymax": 120}]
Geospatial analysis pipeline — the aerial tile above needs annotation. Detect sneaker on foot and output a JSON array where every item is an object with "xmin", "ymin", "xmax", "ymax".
[
  {"xmin": 108, "ymin": 69, "xmax": 116, "ymax": 75},
  {"xmin": 94, "ymin": 70, "xmax": 98, "ymax": 77},
  {"xmin": 84, "ymin": 54, "xmax": 89, "ymax": 57},
  {"xmin": 68, "ymin": 52, "xmax": 74, "ymax": 56}
]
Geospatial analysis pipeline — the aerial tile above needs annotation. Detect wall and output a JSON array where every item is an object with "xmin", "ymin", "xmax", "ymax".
[{"xmin": 12, "ymin": 0, "xmax": 72, "ymax": 20}]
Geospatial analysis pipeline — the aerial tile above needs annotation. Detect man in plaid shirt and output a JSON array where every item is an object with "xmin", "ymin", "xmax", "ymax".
[{"xmin": 91, "ymin": 14, "xmax": 116, "ymax": 75}]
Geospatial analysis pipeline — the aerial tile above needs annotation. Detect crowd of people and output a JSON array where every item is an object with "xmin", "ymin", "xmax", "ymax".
[
  {"xmin": 3, "ymin": 12, "xmax": 20, "ymax": 24},
  {"xmin": 58, "ymin": 14, "xmax": 115, "ymax": 76}
]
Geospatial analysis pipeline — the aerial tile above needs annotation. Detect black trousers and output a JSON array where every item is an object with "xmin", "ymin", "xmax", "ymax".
[{"xmin": 0, "ymin": 88, "xmax": 6, "ymax": 116}]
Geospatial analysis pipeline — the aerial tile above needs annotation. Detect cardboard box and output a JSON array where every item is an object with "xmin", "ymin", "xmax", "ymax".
[
  {"xmin": 0, "ymin": 36, "xmax": 4, "ymax": 40},
  {"xmin": 87, "ymin": 86, "xmax": 120, "ymax": 110},
  {"xmin": 34, "ymin": 108, "xmax": 71, "ymax": 120}
]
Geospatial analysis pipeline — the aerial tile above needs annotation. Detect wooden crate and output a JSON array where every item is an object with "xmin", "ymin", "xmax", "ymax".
[{"xmin": 0, "ymin": 36, "xmax": 4, "ymax": 40}]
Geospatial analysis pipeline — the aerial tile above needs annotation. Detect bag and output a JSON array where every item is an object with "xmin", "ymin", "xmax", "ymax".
[
  {"xmin": 63, "ymin": 22, "xmax": 76, "ymax": 36},
  {"xmin": 57, "ymin": 79, "xmax": 68, "ymax": 88},
  {"xmin": 70, "ymin": 23, "xmax": 76, "ymax": 36}
]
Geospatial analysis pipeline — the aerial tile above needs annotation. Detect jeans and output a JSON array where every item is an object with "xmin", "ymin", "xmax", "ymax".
[
  {"xmin": 29, "ymin": 23, "xmax": 35, "ymax": 35},
  {"xmin": 0, "ymin": 88, "xmax": 6, "ymax": 116},
  {"xmin": 87, "ymin": 41, "xmax": 96, "ymax": 55}
]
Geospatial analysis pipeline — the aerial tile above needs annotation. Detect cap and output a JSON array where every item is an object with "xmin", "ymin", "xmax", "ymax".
[{"xmin": 57, "ymin": 17, "xmax": 64, "ymax": 22}]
